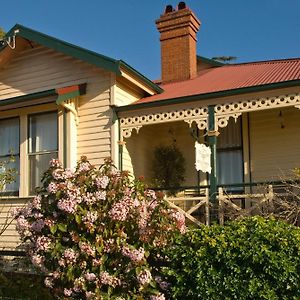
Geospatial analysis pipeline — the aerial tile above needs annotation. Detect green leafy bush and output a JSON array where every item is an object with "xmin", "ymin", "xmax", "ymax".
[
  {"xmin": 162, "ymin": 217, "xmax": 300, "ymax": 299},
  {"xmin": 15, "ymin": 157, "xmax": 185, "ymax": 299},
  {"xmin": 0, "ymin": 272, "xmax": 53, "ymax": 299},
  {"xmin": 152, "ymin": 145, "xmax": 185, "ymax": 193}
]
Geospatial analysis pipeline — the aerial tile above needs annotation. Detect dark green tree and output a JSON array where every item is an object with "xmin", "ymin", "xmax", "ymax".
[
  {"xmin": 152, "ymin": 144, "xmax": 185, "ymax": 192},
  {"xmin": 0, "ymin": 27, "xmax": 5, "ymax": 39}
]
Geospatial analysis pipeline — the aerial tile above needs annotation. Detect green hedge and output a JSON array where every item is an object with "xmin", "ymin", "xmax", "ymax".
[
  {"xmin": 162, "ymin": 217, "xmax": 300, "ymax": 299},
  {"xmin": 0, "ymin": 272, "xmax": 53, "ymax": 299}
]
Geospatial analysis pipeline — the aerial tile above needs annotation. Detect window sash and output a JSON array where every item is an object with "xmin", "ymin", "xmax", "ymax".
[
  {"xmin": 217, "ymin": 118, "xmax": 244, "ymax": 190},
  {"xmin": 28, "ymin": 112, "xmax": 58, "ymax": 195},
  {"xmin": 0, "ymin": 117, "xmax": 20, "ymax": 193}
]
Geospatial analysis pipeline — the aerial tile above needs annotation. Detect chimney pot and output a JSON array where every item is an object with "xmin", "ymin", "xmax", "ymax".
[
  {"xmin": 178, "ymin": 2, "xmax": 187, "ymax": 10},
  {"xmin": 164, "ymin": 5, "xmax": 174, "ymax": 14}
]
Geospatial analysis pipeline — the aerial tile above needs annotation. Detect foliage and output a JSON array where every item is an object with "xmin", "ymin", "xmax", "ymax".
[
  {"xmin": 0, "ymin": 154, "xmax": 17, "ymax": 192},
  {"xmin": 152, "ymin": 145, "xmax": 185, "ymax": 193},
  {"xmin": 220, "ymin": 169, "xmax": 300, "ymax": 226},
  {"xmin": 162, "ymin": 217, "xmax": 300, "ymax": 300},
  {"xmin": 0, "ymin": 27, "xmax": 5, "ymax": 40},
  {"xmin": 0, "ymin": 272, "xmax": 54, "ymax": 299},
  {"xmin": 15, "ymin": 157, "xmax": 185, "ymax": 299}
]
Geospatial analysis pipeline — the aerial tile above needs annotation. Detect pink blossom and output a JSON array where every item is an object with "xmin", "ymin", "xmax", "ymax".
[
  {"xmin": 64, "ymin": 288, "xmax": 73, "ymax": 297},
  {"xmin": 32, "ymin": 195, "xmax": 42, "ymax": 210},
  {"xmin": 83, "ymin": 211, "xmax": 98, "ymax": 229},
  {"xmin": 95, "ymin": 190, "xmax": 106, "ymax": 201},
  {"xmin": 36, "ymin": 236, "xmax": 52, "ymax": 252},
  {"xmin": 137, "ymin": 269, "xmax": 152, "ymax": 285},
  {"xmin": 82, "ymin": 192, "xmax": 97, "ymax": 205},
  {"xmin": 63, "ymin": 248, "xmax": 78, "ymax": 264},
  {"xmin": 78, "ymin": 162, "xmax": 91, "ymax": 173},
  {"xmin": 52, "ymin": 169, "xmax": 64, "ymax": 180},
  {"xmin": 63, "ymin": 168, "xmax": 75, "ymax": 179},
  {"xmin": 79, "ymin": 242, "xmax": 95, "ymax": 257},
  {"xmin": 122, "ymin": 246, "xmax": 145, "ymax": 263},
  {"xmin": 92, "ymin": 258, "xmax": 103, "ymax": 266},
  {"xmin": 16, "ymin": 215, "xmax": 31, "ymax": 237},
  {"xmin": 47, "ymin": 182, "xmax": 58, "ymax": 193},
  {"xmin": 103, "ymin": 238, "xmax": 115, "ymax": 253},
  {"xmin": 31, "ymin": 219, "xmax": 45, "ymax": 232},
  {"xmin": 85, "ymin": 272, "xmax": 97, "ymax": 282},
  {"xmin": 171, "ymin": 210, "xmax": 186, "ymax": 233},
  {"xmin": 57, "ymin": 198, "xmax": 77, "ymax": 214},
  {"xmin": 31, "ymin": 254, "xmax": 44, "ymax": 267},
  {"xmin": 44, "ymin": 218, "xmax": 54, "ymax": 227},
  {"xmin": 146, "ymin": 189, "xmax": 157, "ymax": 200},
  {"xmin": 99, "ymin": 271, "xmax": 121, "ymax": 287},
  {"xmin": 44, "ymin": 277, "xmax": 54, "ymax": 288},
  {"xmin": 73, "ymin": 276, "xmax": 85, "ymax": 292},
  {"xmin": 95, "ymin": 175, "xmax": 109, "ymax": 189},
  {"xmin": 86, "ymin": 291, "xmax": 96, "ymax": 299},
  {"xmin": 109, "ymin": 198, "xmax": 132, "ymax": 221},
  {"xmin": 49, "ymin": 158, "xmax": 62, "ymax": 168}
]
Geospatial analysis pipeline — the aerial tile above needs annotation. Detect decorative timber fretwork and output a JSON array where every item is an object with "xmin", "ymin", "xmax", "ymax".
[
  {"xmin": 215, "ymin": 93, "xmax": 300, "ymax": 128},
  {"xmin": 119, "ymin": 93, "xmax": 300, "ymax": 139},
  {"xmin": 120, "ymin": 107, "xmax": 208, "ymax": 138}
]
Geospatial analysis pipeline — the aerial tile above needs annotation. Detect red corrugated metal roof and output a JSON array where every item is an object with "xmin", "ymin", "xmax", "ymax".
[{"xmin": 135, "ymin": 58, "xmax": 300, "ymax": 104}]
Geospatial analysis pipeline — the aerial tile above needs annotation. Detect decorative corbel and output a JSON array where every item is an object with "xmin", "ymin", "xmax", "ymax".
[{"xmin": 56, "ymin": 84, "xmax": 87, "ymax": 126}]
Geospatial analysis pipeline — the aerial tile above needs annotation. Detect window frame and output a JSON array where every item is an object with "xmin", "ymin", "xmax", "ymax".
[
  {"xmin": 0, "ymin": 116, "xmax": 20, "ymax": 196},
  {"xmin": 217, "ymin": 117, "xmax": 244, "ymax": 192},
  {"xmin": 0, "ymin": 103, "xmax": 62, "ymax": 197}
]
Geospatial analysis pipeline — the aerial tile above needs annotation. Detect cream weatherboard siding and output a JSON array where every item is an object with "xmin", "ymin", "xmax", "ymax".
[
  {"xmin": 0, "ymin": 198, "xmax": 27, "ymax": 250},
  {"xmin": 0, "ymin": 43, "xmax": 113, "ymax": 168},
  {"xmin": 115, "ymin": 80, "xmax": 144, "ymax": 172},
  {"xmin": 0, "ymin": 44, "xmax": 114, "ymax": 249},
  {"xmin": 249, "ymin": 107, "xmax": 300, "ymax": 182}
]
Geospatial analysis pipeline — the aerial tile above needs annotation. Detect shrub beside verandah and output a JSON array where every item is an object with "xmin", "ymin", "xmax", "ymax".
[
  {"xmin": 161, "ymin": 216, "xmax": 300, "ymax": 300},
  {"xmin": 12, "ymin": 156, "xmax": 300, "ymax": 299},
  {"xmin": 14, "ymin": 157, "xmax": 185, "ymax": 299}
]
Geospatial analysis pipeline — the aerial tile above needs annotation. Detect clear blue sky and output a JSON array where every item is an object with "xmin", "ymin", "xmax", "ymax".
[{"xmin": 1, "ymin": 0, "xmax": 299, "ymax": 80}]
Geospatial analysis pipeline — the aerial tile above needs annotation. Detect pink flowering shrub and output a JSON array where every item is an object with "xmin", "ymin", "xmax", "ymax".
[{"xmin": 15, "ymin": 157, "xmax": 185, "ymax": 299}]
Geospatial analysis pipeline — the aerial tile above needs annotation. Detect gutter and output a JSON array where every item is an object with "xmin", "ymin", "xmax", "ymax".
[{"xmin": 114, "ymin": 79, "xmax": 300, "ymax": 113}]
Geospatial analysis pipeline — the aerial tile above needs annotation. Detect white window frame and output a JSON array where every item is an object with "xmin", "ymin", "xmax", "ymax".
[{"xmin": 0, "ymin": 104, "xmax": 63, "ymax": 197}]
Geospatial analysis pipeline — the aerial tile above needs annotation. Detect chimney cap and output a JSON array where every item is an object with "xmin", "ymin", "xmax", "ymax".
[
  {"xmin": 178, "ymin": 2, "xmax": 187, "ymax": 10},
  {"xmin": 164, "ymin": 5, "xmax": 174, "ymax": 14}
]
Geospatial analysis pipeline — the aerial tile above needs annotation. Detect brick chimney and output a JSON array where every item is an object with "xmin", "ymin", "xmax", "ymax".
[{"xmin": 156, "ymin": 2, "xmax": 201, "ymax": 83}]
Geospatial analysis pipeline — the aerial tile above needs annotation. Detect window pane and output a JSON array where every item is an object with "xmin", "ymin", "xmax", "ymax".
[
  {"xmin": 29, "ymin": 152, "xmax": 57, "ymax": 194},
  {"xmin": 0, "ymin": 118, "xmax": 19, "ymax": 156},
  {"xmin": 218, "ymin": 118, "xmax": 242, "ymax": 148},
  {"xmin": 29, "ymin": 112, "xmax": 57, "ymax": 153},
  {"xmin": 0, "ymin": 156, "xmax": 20, "ymax": 193},
  {"xmin": 217, "ymin": 150, "xmax": 243, "ymax": 186}
]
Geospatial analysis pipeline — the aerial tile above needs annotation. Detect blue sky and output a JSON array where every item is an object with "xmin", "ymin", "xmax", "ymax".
[{"xmin": 1, "ymin": 0, "xmax": 299, "ymax": 80}]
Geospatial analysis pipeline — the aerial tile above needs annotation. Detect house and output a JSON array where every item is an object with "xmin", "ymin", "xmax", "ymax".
[{"xmin": 0, "ymin": 2, "xmax": 300, "ymax": 248}]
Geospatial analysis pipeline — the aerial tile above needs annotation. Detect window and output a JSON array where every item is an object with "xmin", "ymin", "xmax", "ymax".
[
  {"xmin": 0, "ymin": 118, "xmax": 20, "ymax": 194},
  {"xmin": 28, "ymin": 112, "xmax": 58, "ymax": 194},
  {"xmin": 217, "ymin": 118, "xmax": 243, "ymax": 190}
]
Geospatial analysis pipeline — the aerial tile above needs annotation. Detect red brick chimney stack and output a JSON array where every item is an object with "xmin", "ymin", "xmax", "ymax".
[{"xmin": 156, "ymin": 2, "xmax": 201, "ymax": 83}]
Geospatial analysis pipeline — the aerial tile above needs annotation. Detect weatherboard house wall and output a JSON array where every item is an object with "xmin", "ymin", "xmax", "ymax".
[{"xmin": 0, "ymin": 24, "xmax": 158, "ymax": 250}]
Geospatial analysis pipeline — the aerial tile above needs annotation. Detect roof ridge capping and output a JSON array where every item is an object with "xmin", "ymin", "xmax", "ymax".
[
  {"xmin": 2, "ymin": 24, "xmax": 163, "ymax": 94},
  {"xmin": 228, "ymin": 57, "xmax": 300, "ymax": 67}
]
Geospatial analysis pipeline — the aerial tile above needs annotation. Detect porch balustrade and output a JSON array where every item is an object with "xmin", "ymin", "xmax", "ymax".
[{"xmin": 158, "ymin": 180, "xmax": 299, "ymax": 226}]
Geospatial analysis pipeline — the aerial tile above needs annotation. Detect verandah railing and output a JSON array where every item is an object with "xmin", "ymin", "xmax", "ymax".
[{"xmin": 152, "ymin": 180, "xmax": 300, "ymax": 226}]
